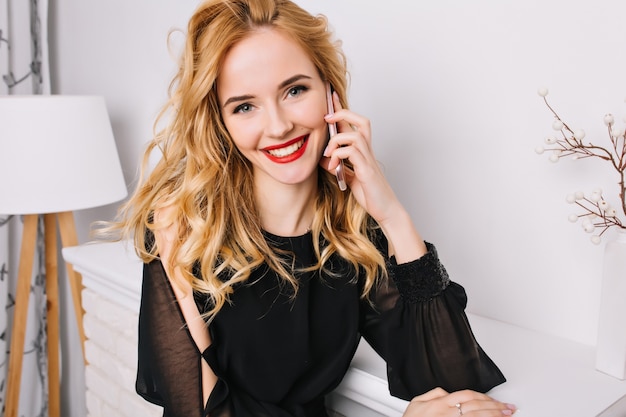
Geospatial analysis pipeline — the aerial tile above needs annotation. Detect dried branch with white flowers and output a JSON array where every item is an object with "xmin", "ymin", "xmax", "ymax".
[{"xmin": 535, "ymin": 88, "xmax": 626, "ymax": 244}]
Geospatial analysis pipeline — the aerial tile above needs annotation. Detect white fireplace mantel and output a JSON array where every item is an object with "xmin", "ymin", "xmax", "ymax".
[{"xmin": 63, "ymin": 240, "xmax": 626, "ymax": 417}]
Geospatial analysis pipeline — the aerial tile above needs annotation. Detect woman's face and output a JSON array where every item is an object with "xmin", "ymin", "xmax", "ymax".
[{"xmin": 217, "ymin": 28, "xmax": 328, "ymax": 190}]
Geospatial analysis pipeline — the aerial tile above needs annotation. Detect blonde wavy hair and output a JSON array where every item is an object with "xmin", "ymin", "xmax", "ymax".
[{"xmin": 101, "ymin": 0, "xmax": 387, "ymax": 321}]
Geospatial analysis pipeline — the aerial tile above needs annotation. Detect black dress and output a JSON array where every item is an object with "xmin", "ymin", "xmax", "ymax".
[{"xmin": 136, "ymin": 230, "xmax": 505, "ymax": 417}]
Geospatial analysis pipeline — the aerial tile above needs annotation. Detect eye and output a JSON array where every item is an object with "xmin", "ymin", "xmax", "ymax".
[
  {"xmin": 233, "ymin": 103, "xmax": 253, "ymax": 114},
  {"xmin": 287, "ymin": 85, "xmax": 308, "ymax": 98}
]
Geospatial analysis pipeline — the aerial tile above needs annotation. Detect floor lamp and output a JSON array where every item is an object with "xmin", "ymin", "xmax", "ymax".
[{"xmin": 0, "ymin": 95, "xmax": 128, "ymax": 417}]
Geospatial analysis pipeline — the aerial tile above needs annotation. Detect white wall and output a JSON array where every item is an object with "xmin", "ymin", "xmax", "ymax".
[{"xmin": 50, "ymin": 0, "xmax": 626, "ymax": 351}]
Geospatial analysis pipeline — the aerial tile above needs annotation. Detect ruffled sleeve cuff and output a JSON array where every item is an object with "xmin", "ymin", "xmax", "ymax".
[{"xmin": 387, "ymin": 242, "xmax": 451, "ymax": 303}]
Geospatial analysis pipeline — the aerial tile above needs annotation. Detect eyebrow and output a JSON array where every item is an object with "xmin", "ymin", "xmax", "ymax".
[{"xmin": 221, "ymin": 74, "xmax": 313, "ymax": 108}]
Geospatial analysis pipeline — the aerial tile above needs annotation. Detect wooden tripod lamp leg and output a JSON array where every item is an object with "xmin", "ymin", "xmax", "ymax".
[
  {"xmin": 4, "ymin": 214, "xmax": 39, "ymax": 417},
  {"xmin": 44, "ymin": 213, "xmax": 61, "ymax": 417},
  {"xmin": 57, "ymin": 211, "xmax": 86, "ymax": 362},
  {"xmin": 6, "ymin": 211, "xmax": 86, "ymax": 416}
]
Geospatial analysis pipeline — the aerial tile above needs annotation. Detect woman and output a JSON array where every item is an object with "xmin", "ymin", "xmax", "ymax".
[{"xmin": 105, "ymin": 0, "xmax": 513, "ymax": 415}]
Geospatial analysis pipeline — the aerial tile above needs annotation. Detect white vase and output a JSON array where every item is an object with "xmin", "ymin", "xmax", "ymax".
[{"xmin": 595, "ymin": 228, "xmax": 626, "ymax": 379}]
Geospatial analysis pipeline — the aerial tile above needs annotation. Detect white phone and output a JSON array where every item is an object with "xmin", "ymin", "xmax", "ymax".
[{"xmin": 326, "ymin": 83, "xmax": 347, "ymax": 191}]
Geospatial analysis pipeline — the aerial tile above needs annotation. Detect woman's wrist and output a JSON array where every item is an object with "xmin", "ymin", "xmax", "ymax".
[{"xmin": 377, "ymin": 204, "xmax": 427, "ymax": 264}]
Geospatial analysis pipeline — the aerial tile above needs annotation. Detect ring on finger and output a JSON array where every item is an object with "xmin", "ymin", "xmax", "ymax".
[{"xmin": 455, "ymin": 403, "xmax": 463, "ymax": 415}]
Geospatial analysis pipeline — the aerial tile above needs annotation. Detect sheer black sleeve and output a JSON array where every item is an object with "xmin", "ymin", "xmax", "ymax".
[
  {"xmin": 360, "ymin": 242, "xmax": 506, "ymax": 400},
  {"xmin": 136, "ymin": 260, "xmax": 205, "ymax": 417}
]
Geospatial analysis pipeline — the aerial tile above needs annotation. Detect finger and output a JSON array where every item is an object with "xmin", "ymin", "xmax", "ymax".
[
  {"xmin": 323, "ymin": 143, "xmax": 372, "ymax": 179},
  {"xmin": 319, "ymin": 152, "xmax": 353, "ymax": 175},
  {"xmin": 324, "ymin": 132, "xmax": 357, "ymax": 158},
  {"xmin": 453, "ymin": 399, "xmax": 517, "ymax": 416},
  {"xmin": 326, "ymin": 92, "xmax": 372, "ymax": 143},
  {"xmin": 447, "ymin": 393, "xmax": 517, "ymax": 416},
  {"xmin": 323, "ymin": 132, "xmax": 359, "ymax": 167},
  {"xmin": 327, "ymin": 110, "xmax": 371, "ymax": 144},
  {"xmin": 324, "ymin": 130, "xmax": 374, "ymax": 165}
]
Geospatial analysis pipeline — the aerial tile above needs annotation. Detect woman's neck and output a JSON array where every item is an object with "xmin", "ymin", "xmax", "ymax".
[{"xmin": 254, "ymin": 176, "xmax": 317, "ymax": 237}]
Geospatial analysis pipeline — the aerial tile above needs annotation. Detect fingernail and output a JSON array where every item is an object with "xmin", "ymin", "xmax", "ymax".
[
  {"xmin": 324, "ymin": 113, "xmax": 332, "ymax": 120},
  {"xmin": 323, "ymin": 145, "xmax": 330, "ymax": 157},
  {"xmin": 501, "ymin": 410, "xmax": 512, "ymax": 416},
  {"xmin": 506, "ymin": 404, "xmax": 517, "ymax": 411}
]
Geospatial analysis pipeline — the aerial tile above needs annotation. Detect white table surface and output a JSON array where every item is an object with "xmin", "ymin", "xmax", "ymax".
[
  {"xmin": 64, "ymin": 241, "xmax": 626, "ymax": 417},
  {"xmin": 347, "ymin": 315, "xmax": 626, "ymax": 417}
]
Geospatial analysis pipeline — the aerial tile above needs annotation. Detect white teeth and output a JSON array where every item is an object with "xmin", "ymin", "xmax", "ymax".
[{"xmin": 267, "ymin": 139, "xmax": 304, "ymax": 157}]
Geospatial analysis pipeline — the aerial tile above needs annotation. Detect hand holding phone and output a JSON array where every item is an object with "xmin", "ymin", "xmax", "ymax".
[{"xmin": 326, "ymin": 83, "xmax": 347, "ymax": 191}]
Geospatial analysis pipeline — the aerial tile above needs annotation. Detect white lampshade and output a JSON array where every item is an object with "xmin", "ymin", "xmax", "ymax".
[{"xmin": 0, "ymin": 95, "xmax": 128, "ymax": 215}]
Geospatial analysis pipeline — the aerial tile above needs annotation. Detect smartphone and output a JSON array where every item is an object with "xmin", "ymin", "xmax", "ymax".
[{"xmin": 326, "ymin": 83, "xmax": 347, "ymax": 191}]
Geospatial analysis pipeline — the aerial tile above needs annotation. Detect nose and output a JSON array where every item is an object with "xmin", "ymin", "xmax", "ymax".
[{"xmin": 264, "ymin": 103, "xmax": 293, "ymax": 139}]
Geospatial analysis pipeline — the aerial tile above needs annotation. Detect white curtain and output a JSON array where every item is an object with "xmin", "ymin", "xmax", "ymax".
[{"xmin": 1, "ymin": 0, "xmax": 51, "ymax": 416}]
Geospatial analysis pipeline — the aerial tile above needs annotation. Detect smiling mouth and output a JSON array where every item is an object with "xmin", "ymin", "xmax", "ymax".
[
  {"xmin": 263, "ymin": 135, "xmax": 309, "ymax": 160},
  {"xmin": 267, "ymin": 139, "xmax": 305, "ymax": 157}
]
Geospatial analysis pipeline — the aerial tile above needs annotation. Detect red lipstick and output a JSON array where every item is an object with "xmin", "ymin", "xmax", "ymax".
[{"xmin": 262, "ymin": 135, "xmax": 309, "ymax": 164}]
